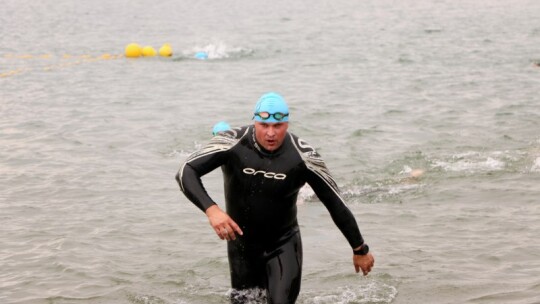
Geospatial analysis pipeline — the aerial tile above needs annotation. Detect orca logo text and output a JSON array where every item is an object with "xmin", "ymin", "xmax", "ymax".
[{"xmin": 243, "ymin": 168, "xmax": 287, "ymax": 180}]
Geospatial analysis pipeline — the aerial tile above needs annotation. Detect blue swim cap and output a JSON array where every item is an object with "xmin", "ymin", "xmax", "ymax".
[
  {"xmin": 253, "ymin": 92, "xmax": 289, "ymax": 123},
  {"xmin": 212, "ymin": 121, "xmax": 231, "ymax": 135},
  {"xmin": 194, "ymin": 51, "xmax": 208, "ymax": 60}
]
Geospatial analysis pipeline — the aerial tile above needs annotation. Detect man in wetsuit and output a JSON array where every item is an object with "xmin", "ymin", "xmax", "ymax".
[{"xmin": 176, "ymin": 92, "xmax": 374, "ymax": 303}]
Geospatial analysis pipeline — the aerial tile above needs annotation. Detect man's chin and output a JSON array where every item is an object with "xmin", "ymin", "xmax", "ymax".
[{"xmin": 264, "ymin": 142, "xmax": 278, "ymax": 151}]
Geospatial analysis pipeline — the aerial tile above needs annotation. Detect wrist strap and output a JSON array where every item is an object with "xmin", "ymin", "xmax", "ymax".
[{"xmin": 353, "ymin": 244, "xmax": 369, "ymax": 255}]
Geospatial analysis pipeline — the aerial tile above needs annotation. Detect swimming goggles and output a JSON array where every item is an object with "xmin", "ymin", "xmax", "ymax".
[{"xmin": 253, "ymin": 112, "xmax": 289, "ymax": 121}]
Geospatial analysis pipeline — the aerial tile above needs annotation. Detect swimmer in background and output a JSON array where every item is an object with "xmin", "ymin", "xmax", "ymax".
[
  {"xmin": 400, "ymin": 168, "xmax": 425, "ymax": 184},
  {"xmin": 213, "ymin": 121, "xmax": 231, "ymax": 136},
  {"xmin": 409, "ymin": 168, "xmax": 425, "ymax": 179}
]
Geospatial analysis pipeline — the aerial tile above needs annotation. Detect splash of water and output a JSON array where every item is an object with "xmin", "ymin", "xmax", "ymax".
[
  {"xmin": 431, "ymin": 151, "xmax": 506, "ymax": 173},
  {"xmin": 226, "ymin": 287, "xmax": 267, "ymax": 304},
  {"xmin": 188, "ymin": 42, "xmax": 254, "ymax": 60},
  {"xmin": 531, "ymin": 157, "xmax": 540, "ymax": 172},
  {"xmin": 307, "ymin": 281, "xmax": 398, "ymax": 304}
]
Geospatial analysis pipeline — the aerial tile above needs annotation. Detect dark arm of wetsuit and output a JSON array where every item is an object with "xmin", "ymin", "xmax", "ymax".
[
  {"xmin": 306, "ymin": 169, "xmax": 364, "ymax": 249},
  {"xmin": 176, "ymin": 163, "xmax": 215, "ymax": 212},
  {"xmin": 175, "ymin": 145, "xmax": 228, "ymax": 212}
]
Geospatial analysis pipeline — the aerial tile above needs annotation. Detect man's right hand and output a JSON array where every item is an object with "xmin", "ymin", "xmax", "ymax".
[{"xmin": 205, "ymin": 205, "xmax": 244, "ymax": 241}]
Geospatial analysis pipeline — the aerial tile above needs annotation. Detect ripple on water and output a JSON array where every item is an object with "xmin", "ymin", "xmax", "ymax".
[{"xmin": 302, "ymin": 279, "xmax": 398, "ymax": 304}]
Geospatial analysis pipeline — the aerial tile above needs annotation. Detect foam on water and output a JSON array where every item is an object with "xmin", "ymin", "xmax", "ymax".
[
  {"xmin": 181, "ymin": 42, "xmax": 254, "ymax": 60},
  {"xmin": 219, "ymin": 281, "xmax": 398, "ymax": 304},
  {"xmin": 432, "ymin": 156, "xmax": 505, "ymax": 173},
  {"xmin": 428, "ymin": 149, "xmax": 539, "ymax": 175},
  {"xmin": 226, "ymin": 288, "xmax": 267, "ymax": 304},
  {"xmin": 298, "ymin": 184, "xmax": 315, "ymax": 204},
  {"xmin": 306, "ymin": 281, "xmax": 398, "ymax": 304},
  {"xmin": 531, "ymin": 157, "xmax": 540, "ymax": 172}
]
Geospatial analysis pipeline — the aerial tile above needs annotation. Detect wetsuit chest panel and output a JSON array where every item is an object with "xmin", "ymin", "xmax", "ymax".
[{"xmin": 222, "ymin": 130, "xmax": 307, "ymax": 240}]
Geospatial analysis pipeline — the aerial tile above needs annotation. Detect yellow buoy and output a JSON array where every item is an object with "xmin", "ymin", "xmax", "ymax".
[
  {"xmin": 159, "ymin": 43, "xmax": 173, "ymax": 57},
  {"xmin": 125, "ymin": 43, "xmax": 143, "ymax": 58},
  {"xmin": 142, "ymin": 46, "xmax": 157, "ymax": 57}
]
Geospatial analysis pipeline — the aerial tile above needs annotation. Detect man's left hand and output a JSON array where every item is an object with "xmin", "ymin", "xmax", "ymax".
[{"xmin": 353, "ymin": 253, "xmax": 374, "ymax": 276}]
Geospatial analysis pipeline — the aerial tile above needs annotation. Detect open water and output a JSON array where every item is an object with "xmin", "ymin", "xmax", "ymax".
[{"xmin": 1, "ymin": 0, "xmax": 540, "ymax": 303}]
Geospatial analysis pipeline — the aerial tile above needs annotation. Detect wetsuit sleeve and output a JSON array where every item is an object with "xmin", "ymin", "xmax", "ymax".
[
  {"xmin": 297, "ymin": 143, "xmax": 364, "ymax": 249},
  {"xmin": 175, "ymin": 134, "xmax": 236, "ymax": 212}
]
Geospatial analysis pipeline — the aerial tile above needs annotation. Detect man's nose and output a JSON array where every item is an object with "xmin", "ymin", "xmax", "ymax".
[{"xmin": 267, "ymin": 127, "xmax": 276, "ymax": 136}]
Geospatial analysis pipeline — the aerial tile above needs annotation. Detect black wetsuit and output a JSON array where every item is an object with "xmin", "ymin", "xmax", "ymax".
[{"xmin": 176, "ymin": 125, "xmax": 364, "ymax": 304}]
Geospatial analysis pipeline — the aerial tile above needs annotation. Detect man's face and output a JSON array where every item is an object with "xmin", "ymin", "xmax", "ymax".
[{"xmin": 254, "ymin": 121, "xmax": 289, "ymax": 152}]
